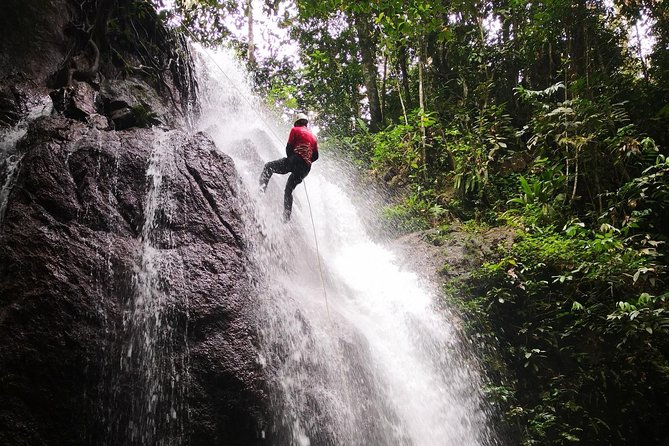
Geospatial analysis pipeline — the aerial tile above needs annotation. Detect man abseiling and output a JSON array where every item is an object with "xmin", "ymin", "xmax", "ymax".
[{"xmin": 259, "ymin": 112, "xmax": 319, "ymax": 221}]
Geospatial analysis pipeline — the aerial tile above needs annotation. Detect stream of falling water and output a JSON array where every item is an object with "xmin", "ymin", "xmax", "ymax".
[
  {"xmin": 0, "ymin": 97, "xmax": 52, "ymax": 230},
  {"xmin": 196, "ymin": 48, "xmax": 497, "ymax": 446},
  {"xmin": 119, "ymin": 129, "xmax": 187, "ymax": 446}
]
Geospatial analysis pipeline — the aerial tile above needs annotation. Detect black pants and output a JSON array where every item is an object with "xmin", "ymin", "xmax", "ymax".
[{"xmin": 259, "ymin": 155, "xmax": 311, "ymax": 220}]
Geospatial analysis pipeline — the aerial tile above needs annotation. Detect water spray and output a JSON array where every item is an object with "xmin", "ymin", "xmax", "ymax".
[{"xmin": 184, "ymin": 33, "xmax": 332, "ymax": 320}]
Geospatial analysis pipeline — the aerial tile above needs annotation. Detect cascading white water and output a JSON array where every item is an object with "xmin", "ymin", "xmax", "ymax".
[
  {"xmin": 0, "ymin": 153, "xmax": 22, "ymax": 229},
  {"xmin": 0, "ymin": 97, "xmax": 52, "ymax": 229},
  {"xmin": 119, "ymin": 128, "xmax": 187, "ymax": 446},
  {"xmin": 196, "ymin": 47, "xmax": 496, "ymax": 445}
]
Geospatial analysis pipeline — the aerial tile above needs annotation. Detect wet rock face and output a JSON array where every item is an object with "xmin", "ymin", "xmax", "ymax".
[
  {"xmin": 0, "ymin": 0, "xmax": 264, "ymax": 443},
  {"xmin": 0, "ymin": 84, "xmax": 28, "ymax": 127},
  {"xmin": 0, "ymin": 115, "xmax": 265, "ymax": 445},
  {"xmin": 0, "ymin": 0, "xmax": 71, "ymax": 84},
  {"xmin": 50, "ymin": 77, "xmax": 178, "ymax": 130}
]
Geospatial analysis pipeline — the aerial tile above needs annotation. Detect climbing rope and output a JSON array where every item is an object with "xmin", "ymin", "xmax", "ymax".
[
  {"xmin": 186, "ymin": 37, "xmax": 331, "ymax": 319},
  {"xmin": 303, "ymin": 182, "xmax": 331, "ymax": 319}
]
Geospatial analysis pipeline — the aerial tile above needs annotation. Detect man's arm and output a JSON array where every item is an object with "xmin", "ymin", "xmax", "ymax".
[
  {"xmin": 286, "ymin": 128, "xmax": 295, "ymax": 157},
  {"xmin": 311, "ymin": 140, "xmax": 319, "ymax": 162}
]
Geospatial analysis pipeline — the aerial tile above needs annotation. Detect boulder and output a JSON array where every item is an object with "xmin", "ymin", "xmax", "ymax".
[
  {"xmin": 0, "ymin": 115, "xmax": 266, "ymax": 445},
  {"xmin": 99, "ymin": 78, "xmax": 170, "ymax": 129},
  {"xmin": 0, "ymin": 1, "xmax": 263, "ymax": 444},
  {"xmin": 50, "ymin": 81, "xmax": 100, "ymax": 122}
]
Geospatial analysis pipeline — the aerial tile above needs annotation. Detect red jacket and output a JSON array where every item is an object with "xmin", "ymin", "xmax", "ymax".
[{"xmin": 286, "ymin": 125, "xmax": 319, "ymax": 167}]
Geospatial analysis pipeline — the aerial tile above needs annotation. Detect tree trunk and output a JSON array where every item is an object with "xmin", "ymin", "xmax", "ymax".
[
  {"xmin": 93, "ymin": 0, "xmax": 118, "ymax": 46},
  {"xmin": 396, "ymin": 72, "xmax": 408, "ymax": 126},
  {"xmin": 567, "ymin": 0, "xmax": 587, "ymax": 88},
  {"xmin": 571, "ymin": 146, "xmax": 579, "ymax": 203},
  {"xmin": 418, "ymin": 41, "xmax": 427, "ymax": 176},
  {"xmin": 381, "ymin": 52, "xmax": 387, "ymax": 123},
  {"xmin": 246, "ymin": 0, "xmax": 256, "ymax": 66},
  {"xmin": 476, "ymin": 15, "xmax": 491, "ymax": 108},
  {"xmin": 635, "ymin": 22, "xmax": 650, "ymax": 83},
  {"xmin": 397, "ymin": 45, "xmax": 412, "ymax": 109},
  {"xmin": 353, "ymin": 12, "xmax": 382, "ymax": 132}
]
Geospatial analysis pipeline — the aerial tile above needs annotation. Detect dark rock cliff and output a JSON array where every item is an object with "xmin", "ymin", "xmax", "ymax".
[{"xmin": 0, "ymin": 1, "xmax": 266, "ymax": 444}]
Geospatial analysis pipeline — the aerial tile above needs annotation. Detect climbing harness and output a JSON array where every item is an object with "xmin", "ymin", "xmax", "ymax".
[{"xmin": 186, "ymin": 35, "xmax": 331, "ymax": 319}]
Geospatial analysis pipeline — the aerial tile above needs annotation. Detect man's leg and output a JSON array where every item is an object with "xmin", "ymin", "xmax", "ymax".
[
  {"xmin": 259, "ymin": 157, "xmax": 291, "ymax": 191},
  {"xmin": 282, "ymin": 159, "xmax": 311, "ymax": 221},
  {"xmin": 283, "ymin": 172, "xmax": 303, "ymax": 221}
]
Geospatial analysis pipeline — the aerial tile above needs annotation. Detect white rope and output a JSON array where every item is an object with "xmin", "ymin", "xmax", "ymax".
[{"xmin": 303, "ymin": 181, "xmax": 331, "ymax": 320}]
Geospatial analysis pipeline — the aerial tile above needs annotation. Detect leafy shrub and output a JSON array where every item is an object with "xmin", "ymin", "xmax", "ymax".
[
  {"xmin": 380, "ymin": 192, "xmax": 446, "ymax": 234},
  {"xmin": 463, "ymin": 223, "xmax": 669, "ymax": 445}
]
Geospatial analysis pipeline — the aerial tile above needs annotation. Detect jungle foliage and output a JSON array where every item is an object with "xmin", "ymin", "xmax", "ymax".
[{"xmin": 166, "ymin": 0, "xmax": 669, "ymax": 444}]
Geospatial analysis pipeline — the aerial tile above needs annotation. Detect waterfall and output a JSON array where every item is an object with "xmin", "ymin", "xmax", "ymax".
[
  {"xmin": 195, "ymin": 47, "xmax": 497, "ymax": 446},
  {"xmin": 115, "ymin": 129, "xmax": 188, "ymax": 446},
  {"xmin": 0, "ymin": 153, "xmax": 22, "ymax": 229},
  {"xmin": 0, "ymin": 97, "xmax": 51, "ymax": 230}
]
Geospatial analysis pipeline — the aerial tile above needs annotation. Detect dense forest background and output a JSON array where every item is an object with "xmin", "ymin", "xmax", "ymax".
[{"xmin": 162, "ymin": 0, "xmax": 669, "ymax": 444}]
